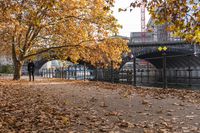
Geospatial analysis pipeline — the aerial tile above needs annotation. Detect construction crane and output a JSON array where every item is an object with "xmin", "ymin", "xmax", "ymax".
[{"xmin": 140, "ymin": 1, "xmax": 146, "ymax": 42}]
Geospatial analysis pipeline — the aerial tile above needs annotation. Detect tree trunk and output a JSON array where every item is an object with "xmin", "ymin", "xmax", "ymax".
[
  {"xmin": 11, "ymin": 37, "xmax": 24, "ymax": 80},
  {"xmin": 13, "ymin": 60, "xmax": 23, "ymax": 80}
]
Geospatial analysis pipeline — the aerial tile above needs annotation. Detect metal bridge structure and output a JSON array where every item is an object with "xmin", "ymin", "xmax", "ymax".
[
  {"xmin": 34, "ymin": 40, "xmax": 200, "ymax": 73},
  {"xmin": 34, "ymin": 38, "xmax": 200, "ymax": 88},
  {"xmin": 117, "ymin": 39, "xmax": 200, "ymax": 88},
  {"xmin": 33, "ymin": 54, "xmax": 93, "ymax": 75},
  {"xmin": 30, "ymin": 40, "xmax": 200, "ymax": 69},
  {"xmin": 122, "ymin": 40, "xmax": 200, "ymax": 69}
]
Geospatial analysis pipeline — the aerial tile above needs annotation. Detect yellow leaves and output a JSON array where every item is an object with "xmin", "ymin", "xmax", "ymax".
[
  {"xmin": 172, "ymin": 31, "xmax": 182, "ymax": 38},
  {"xmin": 62, "ymin": 116, "xmax": 70, "ymax": 125},
  {"xmin": 189, "ymin": 0, "xmax": 194, "ymax": 4},
  {"xmin": 33, "ymin": 19, "xmax": 41, "ymax": 27},
  {"xmin": 65, "ymin": 37, "xmax": 129, "ymax": 69},
  {"xmin": 192, "ymin": 5, "xmax": 198, "ymax": 10},
  {"xmin": 193, "ymin": 30, "xmax": 200, "ymax": 43},
  {"xmin": 96, "ymin": 38, "xmax": 129, "ymax": 68},
  {"xmin": 185, "ymin": 34, "xmax": 193, "ymax": 41},
  {"xmin": 166, "ymin": 25, "xmax": 176, "ymax": 32},
  {"xmin": 0, "ymin": 0, "xmax": 123, "ymax": 71},
  {"xmin": 138, "ymin": 0, "xmax": 200, "ymax": 43}
]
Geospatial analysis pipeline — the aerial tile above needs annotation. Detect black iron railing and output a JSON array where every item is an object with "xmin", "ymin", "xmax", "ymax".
[
  {"xmin": 40, "ymin": 54, "xmax": 200, "ymax": 89},
  {"xmin": 41, "ymin": 65, "xmax": 200, "ymax": 89},
  {"xmin": 41, "ymin": 66, "xmax": 95, "ymax": 80}
]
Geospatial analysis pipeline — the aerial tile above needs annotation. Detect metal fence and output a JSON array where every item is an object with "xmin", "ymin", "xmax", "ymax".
[
  {"xmin": 0, "ymin": 73, "xmax": 13, "ymax": 79},
  {"xmin": 118, "ymin": 68, "xmax": 200, "ymax": 88},
  {"xmin": 40, "ymin": 55, "xmax": 200, "ymax": 89},
  {"xmin": 41, "ymin": 66, "xmax": 200, "ymax": 89},
  {"xmin": 41, "ymin": 65, "xmax": 95, "ymax": 80}
]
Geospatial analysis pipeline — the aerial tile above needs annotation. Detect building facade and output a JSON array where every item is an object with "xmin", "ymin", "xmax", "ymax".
[
  {"xmin": 146, "ymin": 11, "xmax": 183, "ymax": 42},
  {"xmin": 130, "ymin": 32, "xmax": 154, "ymax": 43},
  {"xmin": 0, "ymin": 56, "xmax": 12, "ymax": 66}
]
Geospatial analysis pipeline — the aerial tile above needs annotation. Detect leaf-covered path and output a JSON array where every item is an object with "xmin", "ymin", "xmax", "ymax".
[{"xmin": 0, "ymin": 79, "xmax": 200, "ymax": 133}]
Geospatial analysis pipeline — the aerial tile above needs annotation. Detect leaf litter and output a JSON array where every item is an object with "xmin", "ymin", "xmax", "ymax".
[{"xmin": 0, "ymin": 79, "xmax": 200, "ymax": 132}]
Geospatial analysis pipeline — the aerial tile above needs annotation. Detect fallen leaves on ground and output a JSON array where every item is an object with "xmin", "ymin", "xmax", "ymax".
[{"xmin": 0, "ymin": 79, "xmax": 200, "ymax": 132}]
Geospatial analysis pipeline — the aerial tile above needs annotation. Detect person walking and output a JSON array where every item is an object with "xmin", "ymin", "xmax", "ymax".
[{"xmin": 28, "ymin": 60, "xmax": 35, "ymax": 81}]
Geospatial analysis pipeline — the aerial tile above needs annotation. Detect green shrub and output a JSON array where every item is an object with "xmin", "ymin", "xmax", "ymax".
[{"xmin": 0, "ymin": 65, "xmax": 14, "ymax": 74}]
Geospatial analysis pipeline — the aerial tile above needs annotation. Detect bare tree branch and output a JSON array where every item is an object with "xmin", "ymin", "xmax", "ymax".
[{"xmin": 23, "ymin": 40, "xmax": 95, "ymax": 60}]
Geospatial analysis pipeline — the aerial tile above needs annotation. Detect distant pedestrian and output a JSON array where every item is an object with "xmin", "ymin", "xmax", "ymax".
[{"xmin": 28, "ymin": 60, "xmax": 35, "ymax": 81}]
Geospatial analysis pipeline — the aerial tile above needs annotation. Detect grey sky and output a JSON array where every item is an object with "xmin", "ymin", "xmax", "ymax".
[{"xmin": 113, "ymin": 0, "xmax": 150, "ymax": 37}]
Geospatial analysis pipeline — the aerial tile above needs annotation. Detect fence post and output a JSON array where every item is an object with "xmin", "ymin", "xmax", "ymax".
[
  {"xmin": 62, "ymin": 67, "xmax": 64, "ymax": 79},
  {"xmin": 141, "ymin": 70, "xmax": 143, "ymax": 83},
  {"xmin": 162, "ymin": 52, "xmax": 167, "ymax": 89},
  {"xmin": 59, "ymin": 67, "xmax": 61, "ymax": 78},
  {"xmin": 46, "ymin": 68, "xmax": 47, "ymax": 78},
  {"xmin": 50, "ymin": 68, "xmax": 51, "ymax": 78},
  {"xmin": 44, "ymin": 69, "xmax": 45, "ymax": 78},
  {"xmin": 51, "ymin": 68, "xmax": 53, "ymax": 78},
  {"xmin": 188, "ymin": 55, "xmax": 191, "ymax": 87},
  {"xmin": 49, "ymin": 68, "xmax": 50, "ymax": 78},
  {"xmin": 42, "ymin": 69, "xmax": 44, "ymax": 77},
  {"xmin": 175, "ymin": 69, "xmax": 177, "ymax": 85},
  {"xmin": 75, "ymin": 65, "xmax": 77, "ymax": 80},
  {"xmin": 68, "ymin": 66, "xmax": 70, "ymax": 80},
  {"xmin": 147, "ymin": 62, "xmax": 149, "ymax": 84},
  {"xmin": 133, "ymin": 56, "xmax": 136, "ymax": 86},
  {"xmin": 46, "ymin": 68, "xmax": 48, "ymax": 78},
  {"xmin": 65, "ymin": 67, "xmax": 67, "ymax": 79},
  {"xmin": 96, "ymin": 67, "xmax": 98, "ymax": 81},
  {"xmin": 111, "ymin": 61, "xmax": 114, "ymax": 83},
  {"xmin": 48, "ymin": 68, "xmax": 50, "ymax": 78},
  {"xmin": 189, "ymin": 69, "xmax": 192, "ymax": 87},
  {"xmin": 121, "ymin": 68, "xmax": 124, "ymax": 83},
  {"xmin": 45, "ymin": 68, "xmax": 47, "ymax": 78},
  {"xmin": 84, "ymin": 63, "xmax": 86, "ymax": 81},
  {"xmin": 126, "ymin": 70, "xmax": 129, "ymax": 84}
]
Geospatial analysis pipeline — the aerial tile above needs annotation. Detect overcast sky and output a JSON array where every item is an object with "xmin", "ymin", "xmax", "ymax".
[{"xmin": 113, "ymin": 0, "xmax": 150, "ymax": 37}]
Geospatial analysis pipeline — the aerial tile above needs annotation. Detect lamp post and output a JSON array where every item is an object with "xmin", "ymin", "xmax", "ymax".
[{"xmin": 158, "ymin": 46, "xmax": 168, "ymax": 89}]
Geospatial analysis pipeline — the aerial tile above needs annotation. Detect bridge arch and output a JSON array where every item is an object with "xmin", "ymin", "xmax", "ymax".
[
  {"xmin": 33, "ymin": 57, "xmax": 94, "ymax": 75},
  {"xmin": 121, "ymin": 47, "xmax": 200, "ymax": 69}
]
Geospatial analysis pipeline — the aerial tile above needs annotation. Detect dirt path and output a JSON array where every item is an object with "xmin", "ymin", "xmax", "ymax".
[{"xmin": 0, "ymin": 79, "xmax": 200, "ymax": 133}]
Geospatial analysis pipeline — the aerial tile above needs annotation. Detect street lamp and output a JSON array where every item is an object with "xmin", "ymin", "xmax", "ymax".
[{"xmin": 158, "ymin": 46, "xmax": 168, "ymax": 89}]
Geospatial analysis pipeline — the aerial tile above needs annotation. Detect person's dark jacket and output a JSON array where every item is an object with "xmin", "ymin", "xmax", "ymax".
[{"xmin": 28, "ymin": 62, "xmax": 35, "ymax": 72}]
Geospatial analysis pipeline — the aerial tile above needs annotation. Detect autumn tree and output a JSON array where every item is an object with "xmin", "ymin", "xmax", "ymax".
[
  {"xmin": 49, "ymin": 37, "xmax": 129, "ymax": 69},
  {"xmin": 0, "ymin": 0, "xmax": 128, "ymax": 80},
  {"xmin": 119, "ymin": 0, "xmax": 200, "ymax": 43},
  {"xmin": 78, "ymin": 37, "xmax": 129, "ymax": 68}
]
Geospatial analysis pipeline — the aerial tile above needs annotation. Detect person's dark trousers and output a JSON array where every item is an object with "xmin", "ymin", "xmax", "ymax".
[{"xmin": 28, "ymin": 71, "xmax": 34, "ymax": 81}]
